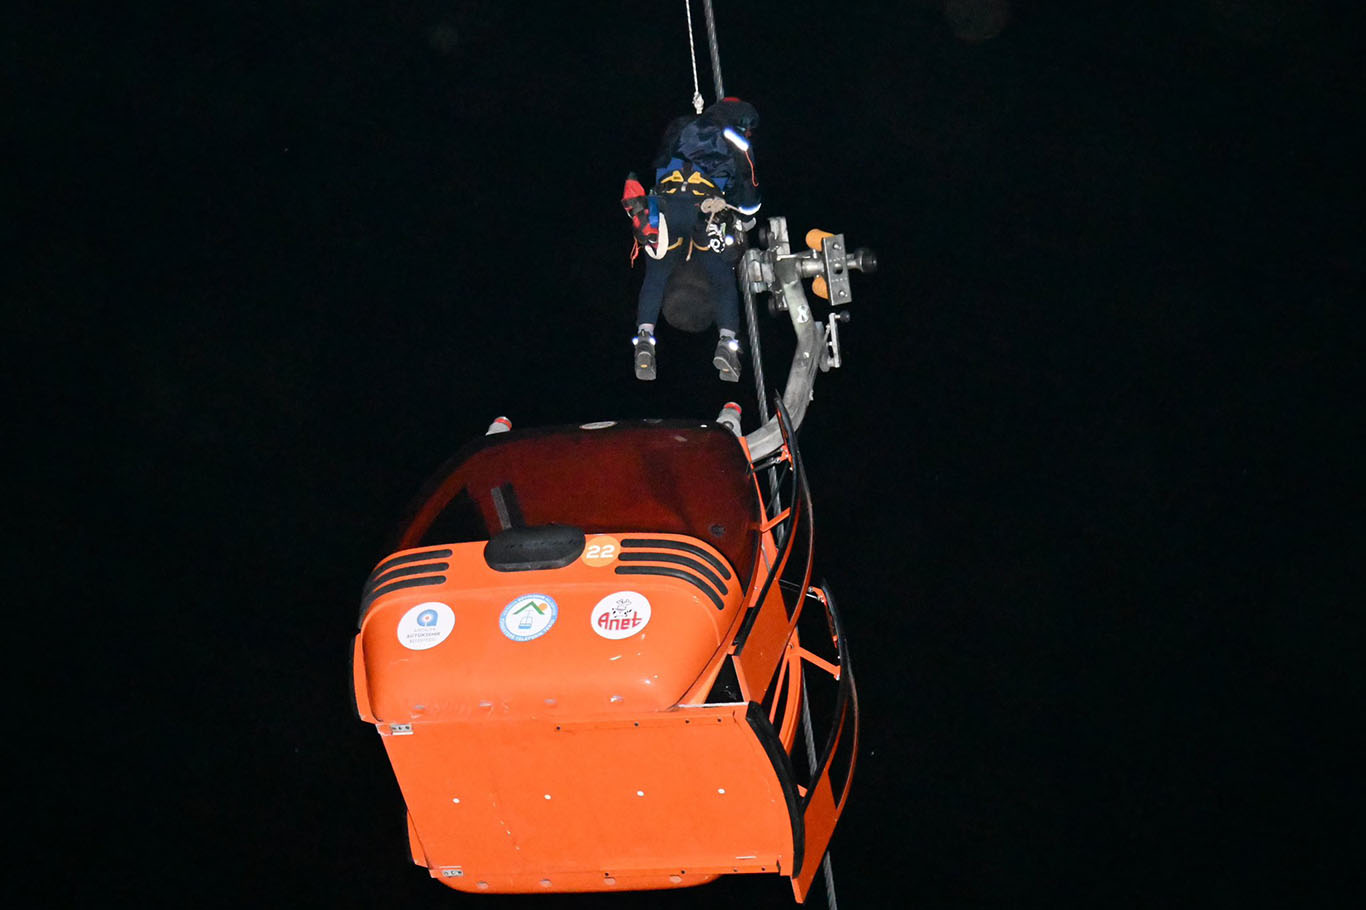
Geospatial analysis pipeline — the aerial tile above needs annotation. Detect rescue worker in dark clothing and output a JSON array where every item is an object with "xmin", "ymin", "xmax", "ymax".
[{"xmin": 622, "ymin": 98, "xmax": 761, "ymax": 382}]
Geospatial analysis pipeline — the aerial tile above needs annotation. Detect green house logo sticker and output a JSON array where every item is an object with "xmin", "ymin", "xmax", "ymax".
[{"xmin": 499, "ymin": 594, "xmax": 558, "ymax": 642}]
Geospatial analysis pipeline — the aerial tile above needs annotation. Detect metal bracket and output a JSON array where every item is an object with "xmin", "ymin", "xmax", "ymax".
[
  {"xmin": 821, "ymin": 313, "xmax": 843, "ymax": 371},
  {"xmin": 740, "ymin": 216, "xmax": 874, "ymax": 460},
  {"xmin": 820, "ymin": 234, "xmax": 853, "ymax": 305}
]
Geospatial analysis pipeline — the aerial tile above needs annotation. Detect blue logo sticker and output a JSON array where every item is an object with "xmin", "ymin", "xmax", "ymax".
[{"xmin": 397, "ymin": 602, "xmax": 455, "ymax": 651}]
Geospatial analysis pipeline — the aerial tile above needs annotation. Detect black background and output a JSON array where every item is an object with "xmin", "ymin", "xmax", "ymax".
[{"xmin": 17, "ymin": 1, "xmax": 1357, "ymax": 906}]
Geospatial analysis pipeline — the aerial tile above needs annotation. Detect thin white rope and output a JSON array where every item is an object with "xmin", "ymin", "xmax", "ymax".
[{"xmin": 684, "ymin": 0, "xmax": 704, "ymax": 113}]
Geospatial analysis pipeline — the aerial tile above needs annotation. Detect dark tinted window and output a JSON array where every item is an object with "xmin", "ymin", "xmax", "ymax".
[{"xmin": 397, "ymin": 421, "xmax": 761, "ymax": 580}]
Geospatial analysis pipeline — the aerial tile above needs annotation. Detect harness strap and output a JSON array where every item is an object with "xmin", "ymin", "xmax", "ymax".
[
  {"xmin": 657, "ymin": 162, "xmax": 728, "ymax": 198},
  {"xmin": 642, "ymin": 209, "xmax": 672, "ymax": 260}
]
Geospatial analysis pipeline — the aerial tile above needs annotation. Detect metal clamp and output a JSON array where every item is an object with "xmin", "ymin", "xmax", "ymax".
[{"xmin": 820, "ymin": 311, "xmax": 851, "ymax": 372}]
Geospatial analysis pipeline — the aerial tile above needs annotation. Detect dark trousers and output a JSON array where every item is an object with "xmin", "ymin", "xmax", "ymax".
[{"xmin": 636, "ymin": 243, "xmax": 740, "ymax": 334}]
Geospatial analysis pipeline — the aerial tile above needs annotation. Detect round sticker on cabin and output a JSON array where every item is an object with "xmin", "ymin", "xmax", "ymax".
[
  {"xmin": 590, "ymin": 591, "xmax": 652, "ymax": 640},
  {"xmin": 397, "ymin": 602, "xmax": 455, "ymax": 651},
  {"xmin": 499, "ymin": 594, "xmax": 558, "ymax": 642},
  {"xmin": 582, "ymin": 535, "xmax": 619, "ymax": 567}
]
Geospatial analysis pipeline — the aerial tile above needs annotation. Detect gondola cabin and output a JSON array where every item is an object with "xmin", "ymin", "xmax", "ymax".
[{"xmin": 352, "ymin": 415, "xmax": 858, "ymax": 900}]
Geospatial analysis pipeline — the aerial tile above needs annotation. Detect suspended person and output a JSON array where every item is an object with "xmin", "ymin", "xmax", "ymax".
[{"xmin": 621, "ymin": 98, "xmax": 761, "ymax": 382}]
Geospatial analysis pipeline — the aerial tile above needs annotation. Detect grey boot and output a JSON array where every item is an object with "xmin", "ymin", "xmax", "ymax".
[
  {"xmin": 633, "ymin": 330, "xmax": 657, "ymax": 381},
  {"xmin": 713, "ymin": 336, "xmax": 741, "ymax": 382}
]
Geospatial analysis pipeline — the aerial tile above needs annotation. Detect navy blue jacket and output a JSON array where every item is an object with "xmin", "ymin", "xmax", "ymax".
[{"xmin": 652, "ymin": 99, "xmax": 761, "ymax": 214}]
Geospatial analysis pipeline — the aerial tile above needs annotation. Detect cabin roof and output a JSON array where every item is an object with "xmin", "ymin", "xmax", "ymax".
[{"xmin": 397, "ymin": 420, "xmax": 761, "ymax": 582}]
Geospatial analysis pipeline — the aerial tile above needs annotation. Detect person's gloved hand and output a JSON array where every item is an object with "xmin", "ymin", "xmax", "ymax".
[
  {"xmin": 699, "ymin": 197, "xmax": 727, "ymax": 215},
  {"xmin": 621, "ymin": 173, "xmax": 660, "ymax": 247}
]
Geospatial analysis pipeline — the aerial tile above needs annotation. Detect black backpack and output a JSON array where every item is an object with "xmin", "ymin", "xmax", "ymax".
[{"xmin": 653, "ymin": 105, "xmax": 750, "ymax": 196}]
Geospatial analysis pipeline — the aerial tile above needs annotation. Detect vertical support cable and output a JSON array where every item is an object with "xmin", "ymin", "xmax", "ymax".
[
  {"xmin": 742, "ymin": 280, "xmax": 768, "ymax": 426},
  {"xmin": 742, "ymin": 275, "xmax": 780, "ymax": 503},
  {"xmin": 702, "ymin": 0, "xmax": 725, "ymax": 101}
]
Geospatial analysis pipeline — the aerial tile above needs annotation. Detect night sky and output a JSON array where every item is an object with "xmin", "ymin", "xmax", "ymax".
[{"xmin": 20, "ymin": 1, "xmax": 1357, "ymax": 906}]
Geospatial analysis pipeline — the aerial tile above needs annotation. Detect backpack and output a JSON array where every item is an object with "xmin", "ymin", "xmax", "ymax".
[{"xmin": 654, "ymin": 114, "xmax": 739, "ymax": 197}]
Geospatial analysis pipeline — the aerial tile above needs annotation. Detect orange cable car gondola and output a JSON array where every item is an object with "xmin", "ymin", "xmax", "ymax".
[{"xmin": 351, "ymin": 217, "xmax": 875, "ymax": 901}]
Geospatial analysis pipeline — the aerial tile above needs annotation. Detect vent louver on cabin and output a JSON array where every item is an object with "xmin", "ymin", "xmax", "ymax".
[
  {"xmin": 358, "ymin": 548, "xmax": 452, "ymax": 625},
  {"xmin": 614, "ymin": 538, "xmax": 732, "ymax": 610}
]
